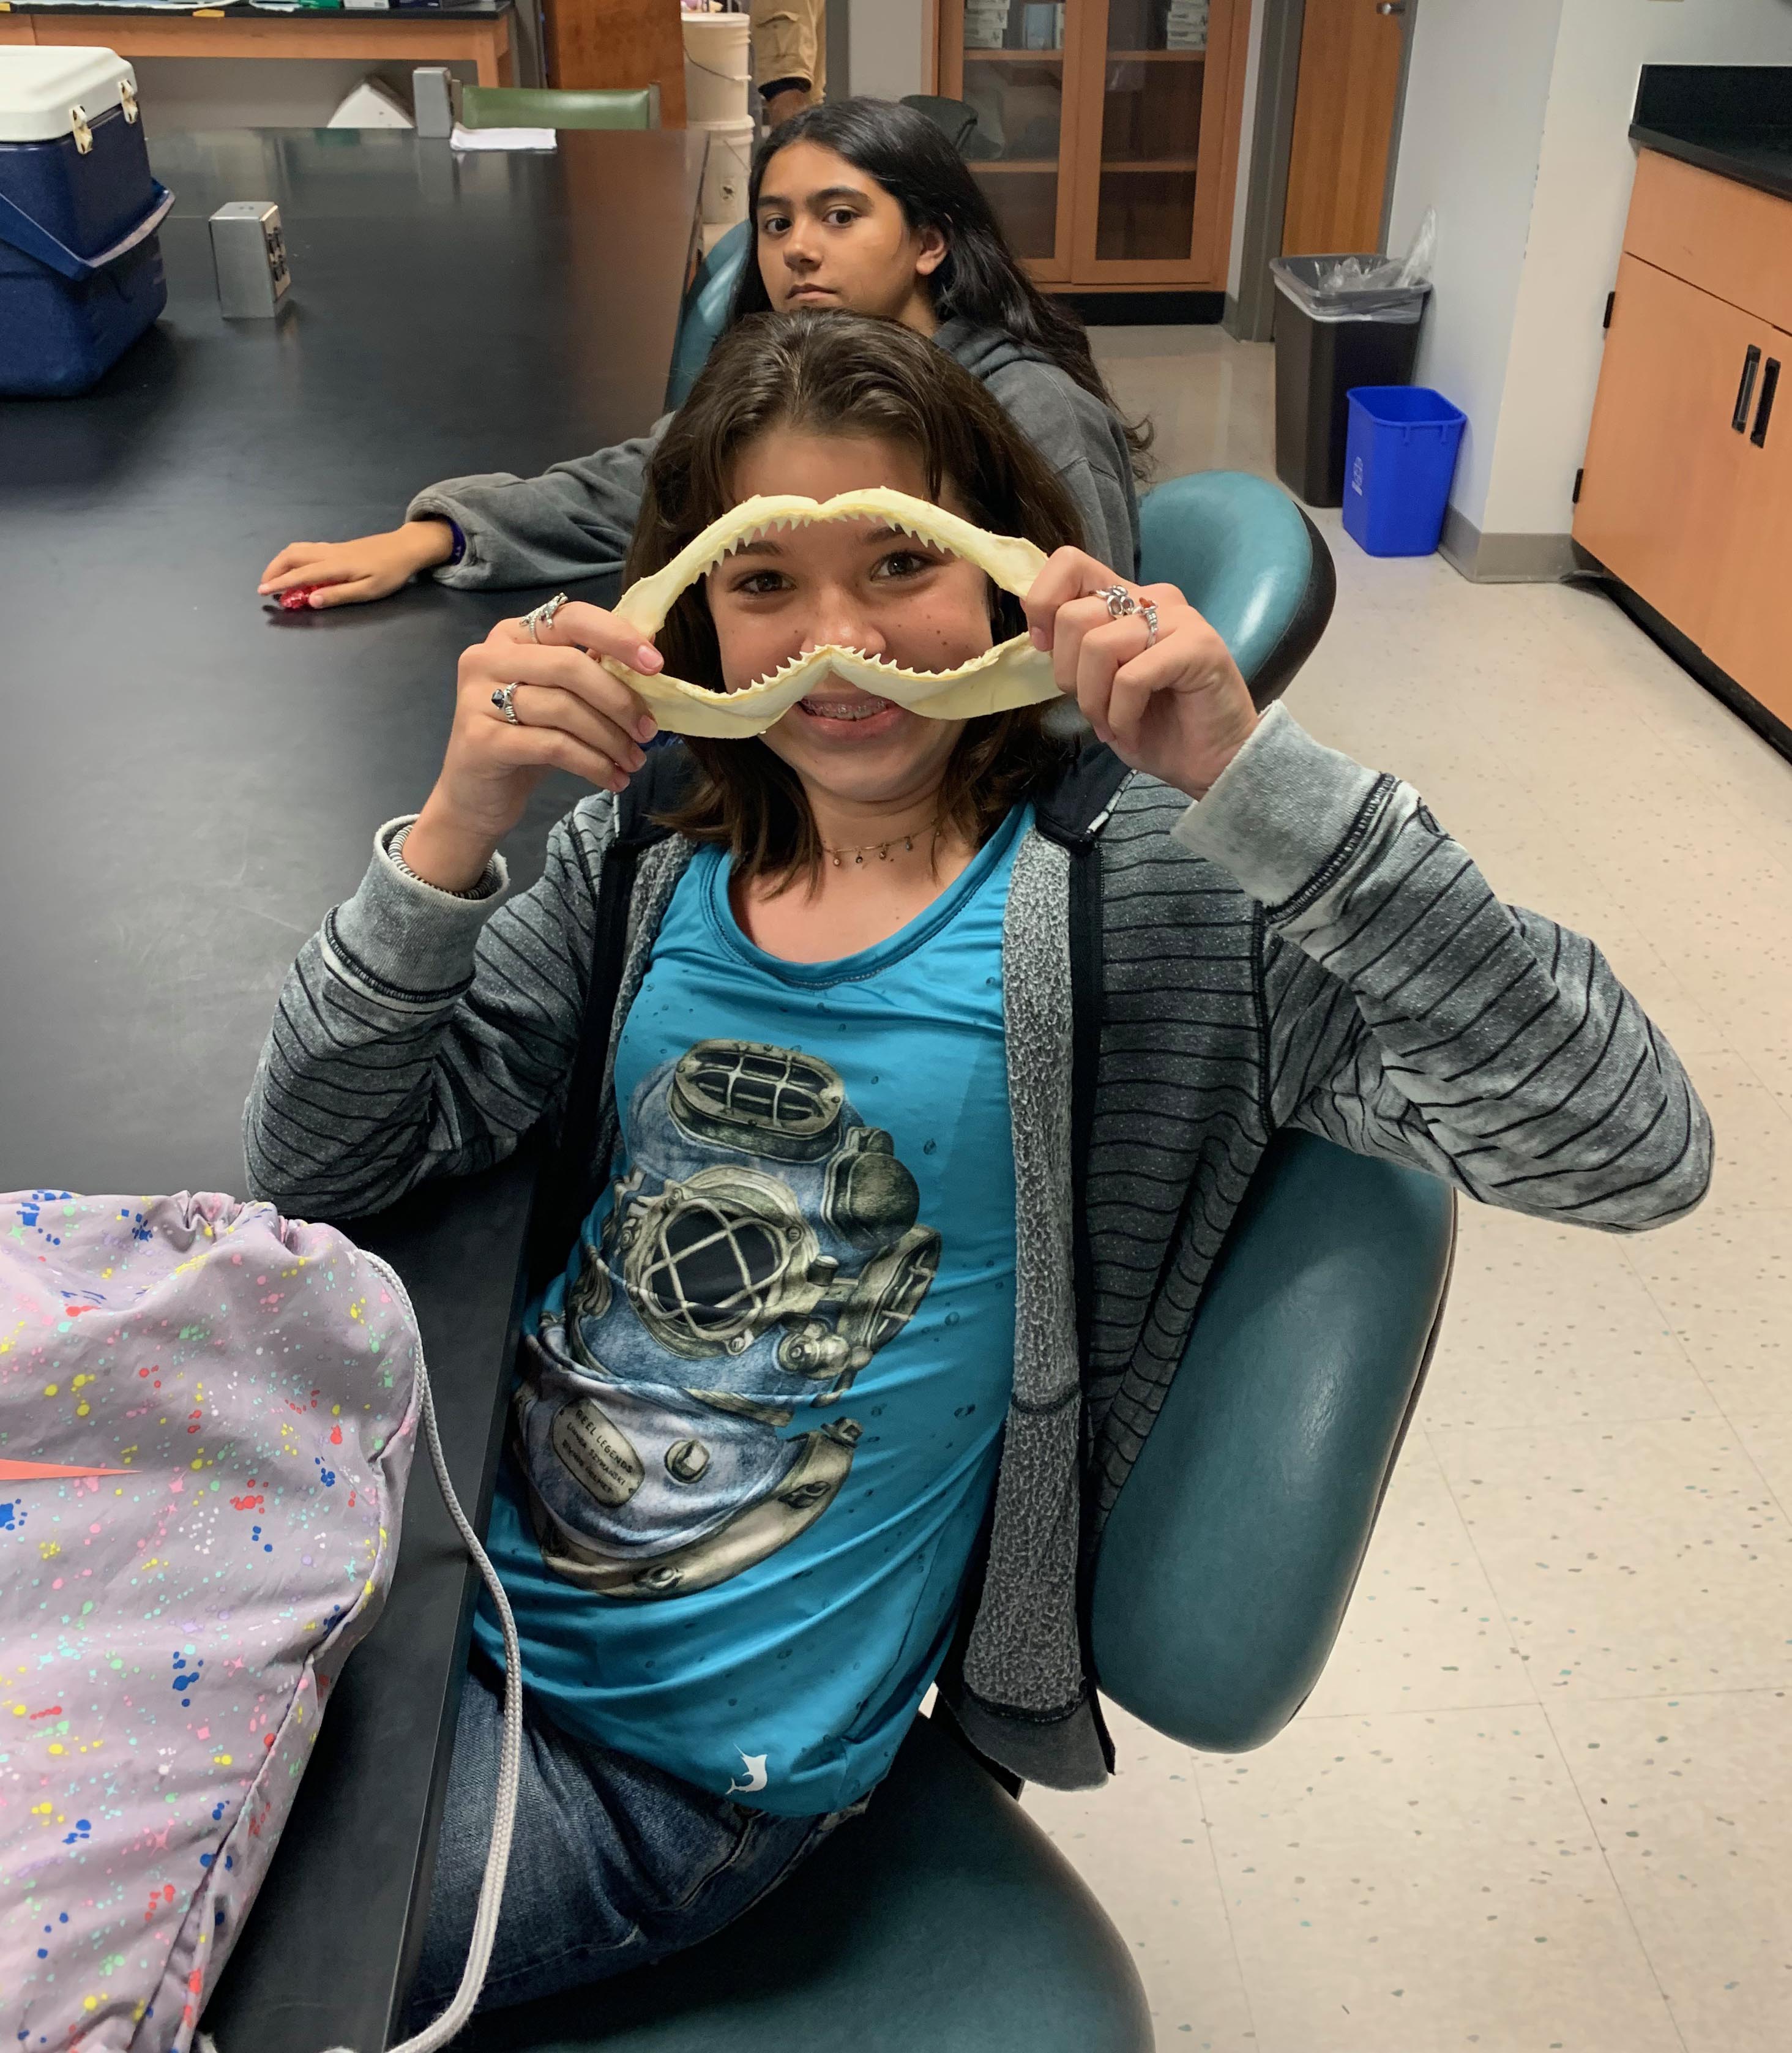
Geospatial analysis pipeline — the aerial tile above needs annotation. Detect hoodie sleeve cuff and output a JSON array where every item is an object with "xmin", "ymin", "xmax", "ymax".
[
  {"xmin": 319, "ymin": 817, "xmax": 510, "ymax": 1007},
  {"xmin": 406, "ymin": 490, "xmax": 483, "ymax": 583},
  {"xmin": 1167, "ymin": 704, "xmax": 1391, "ymax": 914}
]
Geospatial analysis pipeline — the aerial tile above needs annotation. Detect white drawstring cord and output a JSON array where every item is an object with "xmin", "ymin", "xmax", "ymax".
[
  {"xmin": 198, "ymin": 1260, "xmax": 525, "ymax": 2053},
  {"xmin": 349, "ymin": 1258, "xmax": 524, "ymax": 2053},
  {"xmin": 368, "ymin": 1352, "xmax": 524, "ymax": 2053}
]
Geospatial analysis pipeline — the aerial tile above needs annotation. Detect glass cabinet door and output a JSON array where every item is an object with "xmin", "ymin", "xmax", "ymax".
[
  {"xmin": 1072, "ymin": 0, "xmax": 1243, "ymax": 282},
  {"xmin": 938, "ymin": 0, "xmax": 1080, "ymax": 282}
]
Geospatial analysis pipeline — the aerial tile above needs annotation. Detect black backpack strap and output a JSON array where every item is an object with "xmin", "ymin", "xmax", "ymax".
[{"xmin": 527, "ymin": 745, "xmax": 694, "ymax": 1284}]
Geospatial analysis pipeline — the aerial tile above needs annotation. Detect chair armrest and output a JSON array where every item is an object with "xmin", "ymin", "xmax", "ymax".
[{"xmin": 1089, "ymin": 1132, "xmax": 1454, "ymax": 1752}]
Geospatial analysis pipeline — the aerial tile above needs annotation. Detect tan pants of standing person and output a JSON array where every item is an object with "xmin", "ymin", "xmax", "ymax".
[{"xmin": 752, "ymin": 0, "xmax": 827, "ymax": 128}]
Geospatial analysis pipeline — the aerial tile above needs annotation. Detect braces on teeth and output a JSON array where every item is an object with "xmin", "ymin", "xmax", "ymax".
[{"xmin": 600, "ymin": 488, "xmax": 1059, "ymax": 739}]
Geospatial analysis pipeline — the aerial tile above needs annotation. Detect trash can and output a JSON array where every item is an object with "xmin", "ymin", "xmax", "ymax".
[
  {"xmin": 1271, "ymin": 255, "xmax": 1429, "ymax": 508},
  {"xmin": 1342, "ymin": 386, "xmax": 1467, "ymax": 557}
]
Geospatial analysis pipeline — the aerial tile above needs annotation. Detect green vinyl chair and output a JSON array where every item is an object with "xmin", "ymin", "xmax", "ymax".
[
  {"xmin": 459, "ymin": 85, "xmax": 661, "ymax": 132},
  {"xmin": 665, "ymin": 217, "xmax": 752, "ymax": 411},
  {"xmin": 1139, "ymin": 468, "xmax": 1337, "ymax": 708},
  {"xmin": 464, "ymin": 1130, "xmax": 1456, "ymax": 2051}
]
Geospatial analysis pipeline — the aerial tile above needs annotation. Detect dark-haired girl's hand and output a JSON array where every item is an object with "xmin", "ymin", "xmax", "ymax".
[
  {"xmin": 400, "ymin": 605, "xmax": 661, "ymax": 892},
  {"xmin": 1023, "ymin": 548, "xmax": 1258, "ymax": 802},
  {"xmin": 258, "ymin": 522, "xmax": 456, "ymax": 607}
]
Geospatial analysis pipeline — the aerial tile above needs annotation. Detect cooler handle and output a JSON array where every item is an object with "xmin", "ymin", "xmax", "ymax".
[{"xmin": 0, "ymin": 180, "xmax": 174, "ymax": 283}]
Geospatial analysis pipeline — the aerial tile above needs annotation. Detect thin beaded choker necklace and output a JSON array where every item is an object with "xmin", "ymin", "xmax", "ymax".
[{"xmin": 818, "ymin": 818, "xmax": 940, "ymax": 870}]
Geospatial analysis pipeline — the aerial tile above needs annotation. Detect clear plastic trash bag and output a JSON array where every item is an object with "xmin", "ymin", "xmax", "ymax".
[{"xmin": 1271, "ymin": 209, "xmax": 1436, "ymax": 324}]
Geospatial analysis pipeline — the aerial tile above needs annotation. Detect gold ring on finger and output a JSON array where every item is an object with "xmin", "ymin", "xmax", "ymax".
[{"xmin": 492, "ymin": 682, "xmax": 521, "ymax": 725}]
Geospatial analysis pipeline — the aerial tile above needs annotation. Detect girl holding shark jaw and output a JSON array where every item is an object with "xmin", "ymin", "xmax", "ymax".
[{"xmin": 247, "ymin": 312, "xmax": 1708, "ymax": 2025}]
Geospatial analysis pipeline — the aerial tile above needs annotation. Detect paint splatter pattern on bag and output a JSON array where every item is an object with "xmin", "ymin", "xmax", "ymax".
[{"xmin": 1, "ymin": 1190, "xmax": 420, "ymax": 2052}]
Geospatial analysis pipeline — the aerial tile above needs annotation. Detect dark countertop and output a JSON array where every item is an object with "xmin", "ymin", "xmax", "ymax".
[
  {"xmin": 1632, "ymin": 63, "xmax": 1792, "ymax": 205},
  {"xmin": 0, "ymin": 125, "xmax": 704, "ymax": 2053}
]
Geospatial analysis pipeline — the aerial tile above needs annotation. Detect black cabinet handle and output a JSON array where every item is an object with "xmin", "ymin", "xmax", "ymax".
[
  {"xmin": 1751, "ymin": 358, "xmax": 1780, "ymax": 449},
  {"xmin": 1732, "ymin": 345, "xmax": 1761, "ymax": 432}
]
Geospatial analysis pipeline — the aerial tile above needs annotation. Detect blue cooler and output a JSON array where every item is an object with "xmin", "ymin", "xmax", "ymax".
[{"xmin": 0, "ymin": 48, "xmax": 174, "ymax": 397}]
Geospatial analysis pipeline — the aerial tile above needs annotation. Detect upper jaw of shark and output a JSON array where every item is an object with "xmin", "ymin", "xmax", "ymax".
[{"xmin": 599, "ymin": 487, "xmax": 1061, "ymax": 739}]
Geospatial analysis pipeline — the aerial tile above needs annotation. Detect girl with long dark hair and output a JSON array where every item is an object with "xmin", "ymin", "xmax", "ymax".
[
  {"xmin": 258, "ymin": 99, "xmax": 1146, "ymax": 610},
  {"xmin": 248, "ymin": 311, "xmax": 1706, "ymax": 2025}
]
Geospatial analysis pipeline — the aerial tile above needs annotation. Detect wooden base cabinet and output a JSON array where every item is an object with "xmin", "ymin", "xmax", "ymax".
[
  {"xmin": 936, "ymin": 0, "xmax": 1252, "ymax": 290},
  {"xmin": 1575, "ymin": 152, "xmax": 1792, "ymax": 732}
]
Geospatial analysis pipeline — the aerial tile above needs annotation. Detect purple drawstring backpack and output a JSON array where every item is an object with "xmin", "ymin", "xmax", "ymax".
[{"xmin": 1, "ymin": 1189, "xmax": 521, "ymax": 2053}]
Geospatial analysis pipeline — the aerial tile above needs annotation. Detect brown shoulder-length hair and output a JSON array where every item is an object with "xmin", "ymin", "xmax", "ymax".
[{"xmin": 626, "ymin": 310, "xmax": 1083, "ymax": 889}]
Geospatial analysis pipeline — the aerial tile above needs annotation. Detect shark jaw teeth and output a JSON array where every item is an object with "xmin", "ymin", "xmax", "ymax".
[
  {"xmin": 601, "ymin": 636, "xmax": 1058, "ymax": 739},
  {"xmin": 750, "ymin": 643, "xmax": 1006, "ymax": 689},
  {"xmin": 618, "ymin": 488, "xmax": 1050, "ymax": 640},
  {"xmin": 701, "ymin": 512, "xmax": 961, "ymax": 579}
]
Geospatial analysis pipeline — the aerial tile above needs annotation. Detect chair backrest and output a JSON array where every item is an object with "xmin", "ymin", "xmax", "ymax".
[
  {"xmin": 665, "ymin": 217, "xmax": 753, "ymax": 411},
  {"xmin": 1090, "ymin": 1131, "xmax": 1455, "ymax": 1753},
  {"xmin": 1138, "ymin": 469, "xmax": 1337, "ymax": 707},
  {"xmin": 460, "ymin": 84, "xmax": 662, "ymax": 132},
  {"xmin": 899, "ymin": 93, "xmax": 985, "ymax": 152}
]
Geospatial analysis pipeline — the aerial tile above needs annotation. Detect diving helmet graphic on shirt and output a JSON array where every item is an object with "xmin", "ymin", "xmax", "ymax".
[{"xmin": 517, "ymin": 1040, "xmax": 941, "ymax": 1601}]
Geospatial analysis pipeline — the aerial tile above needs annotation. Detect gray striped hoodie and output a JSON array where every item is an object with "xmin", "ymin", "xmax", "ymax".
[{"xmin": 243, "ymin": 705, "xmax": 1711, "ymax": 1791}]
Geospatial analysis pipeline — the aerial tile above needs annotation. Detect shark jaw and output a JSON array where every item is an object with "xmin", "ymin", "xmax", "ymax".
[{"xmin": 602, "ymin": 487, "xmax": 1059, "ymax": 740}]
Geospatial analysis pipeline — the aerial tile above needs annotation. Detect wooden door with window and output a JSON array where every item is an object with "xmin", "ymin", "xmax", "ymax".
[{"xmin": 1281, "ymin": 0, "xmax": 1407, "ymax": 258}]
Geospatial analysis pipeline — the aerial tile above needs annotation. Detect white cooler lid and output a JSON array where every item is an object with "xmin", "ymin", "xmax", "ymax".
[{"xmin": 0, "ymin": 48, "xmax": 138, "ymax": 144}]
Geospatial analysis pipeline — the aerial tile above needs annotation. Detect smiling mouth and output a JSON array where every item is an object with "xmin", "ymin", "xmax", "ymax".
[{"xmin": 799, "ymin": 692, "xmax": 894, "ymax": 722}]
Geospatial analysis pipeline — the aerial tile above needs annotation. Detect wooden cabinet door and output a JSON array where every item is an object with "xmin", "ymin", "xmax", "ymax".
[
  {"xmin": 544, "ymin": 0, "xmax": 685, "ymax": 117},
  {"xmin": 1574, "ymin": 253, "xmax": 1765, "ymax": 650},
  {"xmin": 1701, "ymin": 334, "xmax": 1792, "ymax": 728},
  {"xmin": 939, "ymin": 0, "xmax": 1084, "ymax": 282},
  {"xmin": 1065, "ymin": 0, "xmax": 1249, "ymax": 286},
  {"xmin": 1280, "ymin": 0, "xmax": 1408, "ymax": 258}
]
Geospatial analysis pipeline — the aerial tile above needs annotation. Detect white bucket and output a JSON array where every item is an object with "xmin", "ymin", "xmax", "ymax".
[
  {"xmin": 682, "ymin": 12, "xmax": 751, "ymax": 126},
  {"xmin": 696, "ymin": 113, "xmax": 755, "ymax": 228}
]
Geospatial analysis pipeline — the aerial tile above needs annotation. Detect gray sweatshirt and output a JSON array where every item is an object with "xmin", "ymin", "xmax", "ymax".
[
  {"xmin": 406, "ymin": 318, "xmax": 1143, "ymax": 585},
  {"xmin": 243, "ymin": 708, "xmax": 1711, "ymax": 1791}
]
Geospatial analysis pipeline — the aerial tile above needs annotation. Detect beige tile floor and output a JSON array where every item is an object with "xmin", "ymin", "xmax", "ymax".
[{"xmin": 1023, "ymin": 325, "xmax": 1792, "ymax": 2052}]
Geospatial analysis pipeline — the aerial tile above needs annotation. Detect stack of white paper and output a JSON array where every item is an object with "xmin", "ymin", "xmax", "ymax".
[
  {"xmin": 449, "ymin": 124, "xmax": 558, "ymax": 153},
  {"xmin": 1165, "ymin": 0, "xmax": 1209, "ymax": 51}
]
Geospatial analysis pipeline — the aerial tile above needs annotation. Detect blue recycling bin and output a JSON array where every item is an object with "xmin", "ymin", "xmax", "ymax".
[{"xmin": 1342, "ymin": 386, "xmax": 1467, "ymax": 557}]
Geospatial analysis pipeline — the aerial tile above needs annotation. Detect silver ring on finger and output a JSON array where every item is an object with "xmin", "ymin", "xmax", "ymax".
[
  {"xmin": 492, "ymin": 682, "xmax": 521, "ymax": 725},
  {"xmin": 523, "ymin": 591, "xmax": 572, "ymax": 644},
  {"xmin": 1099, "ymin": 583, "xmax": 1140, "ymax": 622},
  {"xmin": 1139, "ymin": 599, "xmax": 1159, "ymax": 649}
]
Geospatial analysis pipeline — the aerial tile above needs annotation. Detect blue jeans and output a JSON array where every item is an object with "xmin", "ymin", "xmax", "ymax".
[{"xmin": 405, "ymin": 1662, "xmax": 858, "ymax": 2024}]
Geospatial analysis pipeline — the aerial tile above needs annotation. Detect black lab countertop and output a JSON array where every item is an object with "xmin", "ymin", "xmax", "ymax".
[{"xmin": 1631, "ymin": 64, "xmax": 1792, "ymax": 204}]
